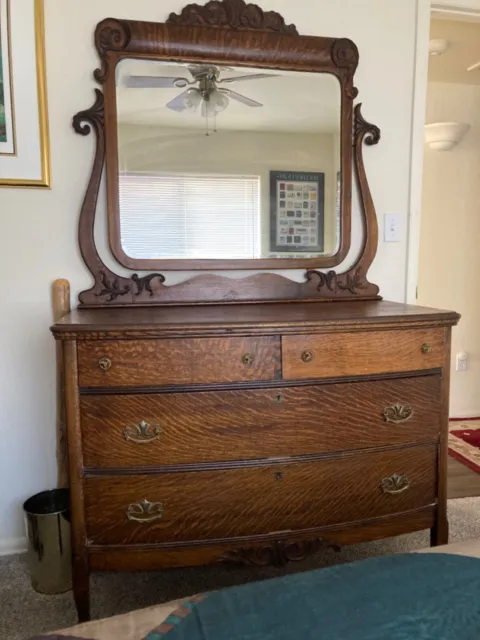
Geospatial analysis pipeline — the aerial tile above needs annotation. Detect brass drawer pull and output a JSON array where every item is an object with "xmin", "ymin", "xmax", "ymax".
[
  {"xmin": 126, "ymin": 499, "xmax": 163, "ymax": 523},
  {"xmin": 381, "ymin": 474, "xmax": 410, "ymax": 495},
  {"xmin": 301, "ymin": 350, "xmax": 314, "ymax": 363},
  {"xmin": 242, "ymin": 353, "xmax": 253, "ymax": 366},
  {"xmin": 421, "ymin": 343, "xmax": 432, "ymax": 354},
  {"xmin": 98, "ymin": 357, "xmax": 112, "ymax": 371},
  {"xmin": 124, "ymin": 420, "xmax": 162, "ymax": 444},
  {"xmin": 383, "ymin": 404, "xmax": 413, "ymax": 424}
]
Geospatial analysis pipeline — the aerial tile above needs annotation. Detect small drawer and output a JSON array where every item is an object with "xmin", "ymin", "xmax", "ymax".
[
  {"xmin": 80, "ymin": 375, "xmax": 441, "ymax": 468},
  {"xmin": 77, "ymin": 337, "xmax": 280, "ymax": 388},
  {"xmin": 282, "ymin": 329, "xmax": 444, "ymax": 380},
  {"xmin": 84, "ymin": 445, "xmax": 436, "ymax": 545}
]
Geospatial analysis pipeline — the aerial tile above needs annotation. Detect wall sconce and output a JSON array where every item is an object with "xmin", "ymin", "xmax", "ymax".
[
  {"xmin": 425, "ymin": 122, "xmax": 470, "ymax": 151},
  {"xmin": 429, "ymin": 39, "xmax": 449, "ymax": 56}
]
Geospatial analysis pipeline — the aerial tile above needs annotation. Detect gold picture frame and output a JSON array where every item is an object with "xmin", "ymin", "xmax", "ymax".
[{"xmin": 0, "ymin": 0, "xmax": 50, "ymax": 188}]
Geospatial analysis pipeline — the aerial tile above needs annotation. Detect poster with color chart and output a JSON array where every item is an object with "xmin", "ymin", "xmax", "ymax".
[{"xmin": 269, "ymin": 171, "xmax": 325, "ymax": 254}]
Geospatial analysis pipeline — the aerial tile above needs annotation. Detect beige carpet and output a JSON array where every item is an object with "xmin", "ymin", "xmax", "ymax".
[{"xmin": 1, "ymin": 497, "xmax": 480, "ymax": 640}]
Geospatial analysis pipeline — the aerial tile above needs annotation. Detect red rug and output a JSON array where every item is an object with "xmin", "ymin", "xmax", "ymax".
[{"xmin": 449, "ymin": 424, "xmax": 480, "ymax": 474}]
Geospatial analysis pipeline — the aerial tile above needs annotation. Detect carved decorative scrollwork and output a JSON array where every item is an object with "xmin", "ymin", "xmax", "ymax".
[
  {"xmin": 72, "ymin": 89, "xmax": 105, "ymax": 136},
  {"xmin": 220, "ymin": 538, "xmax": 340, "ymax": 567},
  {"xmin": 131, "ymin": 273, "xmax": 166, "ymax": 297},
  {"xmin": 97, "ymin": 272, "xmax": 131, "ymax": 302},
  {"xmin": 94, "ymin": 18, "xmax": 131, "ymax": 84},
  {"xmin": 355, "ymin": 104, "xmax": 381, "ymax": 147},
  {"xmin": 167, "ymin": 0, "xmax": 299, "ymax": 35},
  {"xmin": 305, "ymin": 267, "xmax": 368, "ymax": 296},
  {"xmin": 331, "ymin": 38, "xmax": 359, "ymax": 72}
]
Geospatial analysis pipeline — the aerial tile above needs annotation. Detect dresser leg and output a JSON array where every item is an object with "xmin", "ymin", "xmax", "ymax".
[
  {"xmin": 430, "ymin": 516, "xmax": 449, "ymax": 547},
  {"xmin": 73, "ymin": 562, "xmax": 91, "ymax": 622}
]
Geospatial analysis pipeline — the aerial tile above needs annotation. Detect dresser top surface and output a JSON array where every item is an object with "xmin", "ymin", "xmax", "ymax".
[{"xmin": 51, "ymin": 300, "xmax": 459, "ymax": 339}]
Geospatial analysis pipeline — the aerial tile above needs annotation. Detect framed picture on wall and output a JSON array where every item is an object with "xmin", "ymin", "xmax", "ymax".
[
  {"xmin": 0, "ymin": 0, "xmax": 50, "ymax": 187},
  {"xmin": 269, "ymin": 170, "xmax": 325, "ymax": 253}
]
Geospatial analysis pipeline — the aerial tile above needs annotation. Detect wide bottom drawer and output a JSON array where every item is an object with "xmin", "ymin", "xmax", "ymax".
[{"xmin": 84, "ymin": 445, "xmax": 436, "ymax": 545}]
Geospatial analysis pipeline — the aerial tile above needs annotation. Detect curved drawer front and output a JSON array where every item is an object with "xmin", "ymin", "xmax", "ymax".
[
  {"xmin": 81, "ymin": 375, "xmax": 441, "ymax": 468},
  {"xmin": 84, "ymin": 445, "xmax": 436, "ymax": 545},
  {"xmin": 77, "ymin": 337, "xmax": 280, "ymax": 388},
  {"xmin": 282, "ymin": 329, "xmax": 444, "ymax": 380}
]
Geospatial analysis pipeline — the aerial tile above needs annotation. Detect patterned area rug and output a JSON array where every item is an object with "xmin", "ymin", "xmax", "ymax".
[{"xmin": 449, "ymin": 423, "xmax": 480, "ymax": 474}]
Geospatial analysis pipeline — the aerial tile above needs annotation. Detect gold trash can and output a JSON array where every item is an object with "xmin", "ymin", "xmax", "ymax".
[{"xmin": 23, "ymin": 489, "xmax": 72, "ymax": 594}]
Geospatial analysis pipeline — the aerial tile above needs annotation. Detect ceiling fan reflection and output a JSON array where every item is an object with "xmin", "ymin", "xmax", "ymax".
[{"xmin": 124, "ymin": 64, "xmax": 277, "ymax": 134}]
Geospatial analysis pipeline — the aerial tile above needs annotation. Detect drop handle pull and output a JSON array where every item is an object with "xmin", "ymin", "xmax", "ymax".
[
  {"xmin": 381, "ymin": 474, "xmax": 410, "ymax": 495},
  {"xmin": 124, "ymin": 420, "xmax": 162, "ymax": 444},
  {"xmin": 126, "ymin": 499, "xmax": 163, "ymax": 523},
  {"xmin": 383, "ymin": 404, "xmax": 413, "ymax": 424},
  {"xmin": 242, "ymin": 353, "xmax": 253, "ymax": 366},
  {"xmin": 301, "ymin": 350, "xmax": 314, "ymax": 363}
]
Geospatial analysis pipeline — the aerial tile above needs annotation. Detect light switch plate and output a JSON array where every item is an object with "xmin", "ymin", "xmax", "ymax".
[{"xmin": 384, "ymin": 213, "xmax": 403, "ymax": 242}]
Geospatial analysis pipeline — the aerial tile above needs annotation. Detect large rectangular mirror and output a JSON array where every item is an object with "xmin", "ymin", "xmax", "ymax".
[{"xmin": 112, "ymin": 60, "xmax": 343, "ymax": 269}]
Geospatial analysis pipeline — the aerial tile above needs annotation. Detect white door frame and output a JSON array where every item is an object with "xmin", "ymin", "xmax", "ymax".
[{"xmin": 406, "ymin": 1, "xmax": 480, "ymax": 304}]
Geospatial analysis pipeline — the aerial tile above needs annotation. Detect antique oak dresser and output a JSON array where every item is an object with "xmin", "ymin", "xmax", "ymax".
[{"xmin": 51, "ymin": 0, "xmax": 459, "ymax": 622}]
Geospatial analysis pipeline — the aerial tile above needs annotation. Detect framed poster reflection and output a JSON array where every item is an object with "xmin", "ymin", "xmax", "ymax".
[{"xmin": 269, "ymin": 170, "xmax": 324, "ymax": 253}]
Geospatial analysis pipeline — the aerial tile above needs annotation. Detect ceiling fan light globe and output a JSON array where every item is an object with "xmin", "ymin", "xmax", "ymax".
[
  {"xmin": 210, "ymin": 89, "xmax": 229, "ymax": 112},
  {"xmin": 183, "ymin": 88, "xmax": 202, "ymax": 111}
]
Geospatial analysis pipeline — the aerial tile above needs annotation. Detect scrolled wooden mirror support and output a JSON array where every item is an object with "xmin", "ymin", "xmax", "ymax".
[{"xmin": 73, "ymin": 0, "xmax": 381, "ymax": 307}]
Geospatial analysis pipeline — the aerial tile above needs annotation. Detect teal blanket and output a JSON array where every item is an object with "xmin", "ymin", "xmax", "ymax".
[{"xmin": 145, "ymin": 553, "xmax": 480, "ymax": 639}]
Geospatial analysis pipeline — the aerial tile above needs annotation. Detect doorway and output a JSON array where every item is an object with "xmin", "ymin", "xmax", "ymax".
[{"xmin": 418, "ymin": 13, "xmax": 480, "ymax": 497}]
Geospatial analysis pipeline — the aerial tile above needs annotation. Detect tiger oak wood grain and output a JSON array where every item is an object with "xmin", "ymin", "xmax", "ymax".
[
  {"xmin": 87, "ymin": 508, "xmax": 436, "ymax": 571},
  {"xmin": 84, "ymin": 445, "xmax": 436, "ymax": 545},
  {"xmin": 282, "ymin": 329, "xmax": 444, "ymax": 379},
  {"xmin": 52, "ymin": 301, "xmax": 460, "ymax": 340},
  {"xmin": 63, "ymin": 341, "xmax": 90, "ymax": 622},
  {"xmin": 77, "ymin": 336, "xmax": 280, "ymax": 387},
  {"xmin": 81, "ymin": 375, "xmax": 441, "ymax": 468}
]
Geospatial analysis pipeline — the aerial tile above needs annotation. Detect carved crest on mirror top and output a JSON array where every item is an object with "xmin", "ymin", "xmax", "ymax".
[{"xmin": 73, "ymin": 0, "xmax": 381, "ymax": 307}]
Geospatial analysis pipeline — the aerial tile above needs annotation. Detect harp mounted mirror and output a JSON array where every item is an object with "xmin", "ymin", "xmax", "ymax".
[{"xmin": 73, "ymin": 0, "xmax": 381, "ymax": 307}]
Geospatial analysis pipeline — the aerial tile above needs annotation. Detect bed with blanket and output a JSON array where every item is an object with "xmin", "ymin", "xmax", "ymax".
[{"xmin": 34, "ymin": 540, "xmax": 480, "ymax": 640}]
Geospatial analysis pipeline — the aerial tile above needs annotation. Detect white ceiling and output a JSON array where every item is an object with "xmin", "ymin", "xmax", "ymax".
[{"xmin": 116, "ymin": 60, "xmax": 341, "ymax": 134}]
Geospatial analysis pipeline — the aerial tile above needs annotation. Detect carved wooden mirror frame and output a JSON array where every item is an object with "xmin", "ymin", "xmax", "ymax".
[{"xmin": 73, "ymin": 0, "xmax": 381, "ymax": 307}]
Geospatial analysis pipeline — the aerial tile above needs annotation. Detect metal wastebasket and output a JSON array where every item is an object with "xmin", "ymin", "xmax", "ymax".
[{"xmin": 23, "ymin": 489, "xmax": 72, "ymax": 594}]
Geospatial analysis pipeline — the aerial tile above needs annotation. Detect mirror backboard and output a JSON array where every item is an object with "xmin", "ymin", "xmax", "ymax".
[{"xmin": 115, "ymin": 59, "xmax": 342, "ymax": 266}]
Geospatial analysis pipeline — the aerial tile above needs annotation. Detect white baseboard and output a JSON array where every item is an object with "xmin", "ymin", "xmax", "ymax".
[{"xmin": 0, "ymin": 537, "xmax": 27, "ymax": 556}]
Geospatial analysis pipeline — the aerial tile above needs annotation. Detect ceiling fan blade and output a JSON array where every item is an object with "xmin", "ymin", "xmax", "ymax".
[
  {"xmin": 125, "ymin": 76, "xmax": 190, "ymax": 89},
  {"xmin": 221, "ymin": 89, "xmax": 263, "ymax": 107},
  {"xmin": 218, "ymin": 73, "xmax": 277, "ymax": 84},
  {"xmin": 166, "ymin": 90, "xmax": 190, "ymax": 112}
]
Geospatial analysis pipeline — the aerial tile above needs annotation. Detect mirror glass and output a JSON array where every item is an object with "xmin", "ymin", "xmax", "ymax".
[{"xmin": 115, "ymin": 59, "xmax": 342, "ymax": 261}]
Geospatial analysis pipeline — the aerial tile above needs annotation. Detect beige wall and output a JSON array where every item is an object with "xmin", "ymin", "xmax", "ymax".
[
  {"xmin": 418, "ymin": 81, "xmax": 480, "ymax": 417},
  {"xmin": 0, "ymin": 0, "xmax": 425, "ymax": 551},
  {"xmin": 119, "ymin": 125, "xmax": 338, "ymax": 256}
]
